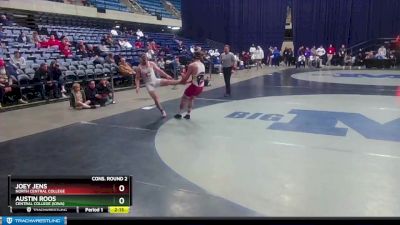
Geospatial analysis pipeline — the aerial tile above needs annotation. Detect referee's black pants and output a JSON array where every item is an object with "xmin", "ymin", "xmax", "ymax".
[{"xmin": 223, "ymin": 67, "xmax": 232, "ymax": 95}]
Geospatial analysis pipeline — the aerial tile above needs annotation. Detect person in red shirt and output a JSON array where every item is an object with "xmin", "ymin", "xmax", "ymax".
[
  {"xmin": 134, "ymin": 40, "xmax": 143, "ymax": 49},
  {"xmin": 41, "ymin": 35, "xmax": 61, "ymax": 49},
  {"xmin": 327, "ymin": 44, "xmax": 336, "ymax": 66},
  {"xmin": 61, "ymin": 45, "xmax": 73, "ymax": 58}
]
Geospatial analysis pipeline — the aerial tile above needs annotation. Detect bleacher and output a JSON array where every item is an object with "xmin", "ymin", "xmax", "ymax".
[
  {"xmin": 136, "ymin": 0, "xmax": 175, "ymax": 19},
  {"xmin": 168, "ymin": 0, "xmax": 181, "ymax": 12},
  {"xmin": 88, "ymin": 0, "xmax": 130, "ymax": 12},
  {"xmin": 0, "ymin": 19, "xmax": 208, "ymax": 109}
]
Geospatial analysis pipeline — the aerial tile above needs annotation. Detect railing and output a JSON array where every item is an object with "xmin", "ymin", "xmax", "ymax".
[
  {"xmin": 161, "ymin": 0, "xmax": 181, "ymax": 19},
  {"xmin": 348, "ymin": 38, "xmax": 396, "ymax": 55},
  {"xmin": 123, "ymin": 0, "xmax": 149, "ymax": 15}
]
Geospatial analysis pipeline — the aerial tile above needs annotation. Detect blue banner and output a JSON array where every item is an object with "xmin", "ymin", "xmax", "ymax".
[{"xmin": 1, "ymin": 217, "xmax": 66, "ymax": 225}]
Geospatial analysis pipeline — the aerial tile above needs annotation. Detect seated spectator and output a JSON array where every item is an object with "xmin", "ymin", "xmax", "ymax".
[
  {"xmin": 316, "ymin": 45, "xmax": 326, "ymax": 65},
  {"xmin": 31, "ymin": 31, "xmax": 42, "ymax": 47},
  {"xmin": 17, "ymin": 32, "xmax": 31, "ymax": 44},
  {"xmin": 60, "ymin": 37, "xmax": 71, "ymax": 49},
  {"xmin": 85, "ymin": 80, "xmax": 104, "ymax": 107},
  {"xmin": 0, "ymin": 59, "xmax": 27, "ymax": 107},
  {"xmin": 376, "ymin": 46, "xmax": 387, "ymax": 59},
  {"xmin": 5, "ymin": 60, "xmax": 19, "ymax": 83},
  {"xmin": 157, "ymin": 57, "xmax": 165, "ymax": 70},
  {"xmin": 105, "ymin": 53, "xmax": 115, "ymax": 64},
  {"xmin": 70, "ymin": 82, "xmax": 95, "ymax": 109},
  {"xmin": 0, "ymin": 15, "xmax": 12, "ymax": 26},
  {"xmin": 119, "ymin": 39, "xmax": 132, "ymax": 49},
  {"xmin": 96, "ymin": 78, "xmax": 114, "ymax": 105},
  {"xmin": 136, "ymin": 29, "xmax": 144, "ymax": 40},
  {"xmin": 76, "ymin": 42, "xmax": 88, "ymax": 58},
  {"xmin": 86, "ymin": 44, "xmax": 95, "ymax": 58},
  {"xmin": 344, "ymin": 54, "xmax": 353, "ymax": 67},
  {"xmin": 42, "ymin": 35, "xmax": 61, "ymax": 48},
  {"xmin": 134, "ymin": 40, "xmax": 143, "ymax": 49},
  {"xmin": 10, "ymin": 51, "xmax": 26, "ymax": 69},
  {"xmin": 33, "ymin": 63, "xmax": 57, "ymax": 100},
  {"xmin": 296, "ymin": 54, "xmax": 306, "ymax": 68},
  {"xmin": 146, "ymin": 49, "xmax": 154, "ymax": 60},
  {"xmin": 61, "ymin": 45, "xmax": 73, "ymax": 58},
  {"xmin": 110, "ymin": 29, "xmax": 118, "ymax": 36},
  {"xmin": 49, "ymin": 61, "xmax": 67, "ymax": 98},
  {"xmin": 327, "ymin": 44, "xmax": 336, "ymax": 66},
  {"xmin": 119, "ymin": 57, "xmax": 136, "ymax": 77},
  {"xmin": 150, "ymin": 41, "xmax": 159, "ymax": 52},
  {"xmin": 105, "ymin": 35, "xmax": 114, "ymax": 47}
]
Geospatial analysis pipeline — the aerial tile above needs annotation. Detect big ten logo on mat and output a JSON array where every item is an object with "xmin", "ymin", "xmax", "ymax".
[{"xmin": 225, "ymin": 109, "xmax": 400, "ymax": 142}]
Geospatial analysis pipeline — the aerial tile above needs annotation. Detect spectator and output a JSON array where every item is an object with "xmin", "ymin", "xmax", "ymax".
[
  {"xmin": 136, "ymin": 29, "xmax": 144, "ymax": 39},
  {"xmin": 249, "ymin": 44, "xmax": 256, "ymax": 56},
  {"xmin": 338, "ymin": 44, "xmax": 346, "ymax": 66},
  {"xmin": 17, "ymin": 32, "xmax": 31, "ymax": 44},
  {"xmin": 327, "ymin": 44, "xmax": 336, "ymax": 66},
  {"xmin": 33, "ymin": 63, "xmax": 58, "ymax": 100},
  {"xmin": 303, "ymin": 47, "xmax": 311, "ymax": 66},
  {"xmin": 105, "ymin": 53, "xmax": 115, "ymax": 64},
  {"xmin": 5, "ymin": 60, "xmax": 19, "ymax": 83},
  {"xmin": 76, "ymin": 42, "xmax": 88, "ymax": 58},
  {"xmin": 296, "ymin": 54, "xmax": 306, "ymax": 68},
  {"xmin": 241, "ymin": 51, "xmax": 250, "ymax": 69},
  {"xmin": 70, "ymin": 82, "xmax": 95, "ymax": 109},
  {"xmin": 60, "ymin": 37, "xmax": 71, "ymax": 49},
  {"xmin": 43, "ymin": 35, "xmax": 61, "ymax": 48},
  {"xmin": 110, "ymin": 29, "xmax": 118, "ymax": 36},
  {"xmin": 0, "ymin": 59, "xmax": 27, "ymax": 107},
  {"xmin": 283, "ymin": 47, "xmax": 291, "ymax": 66},
  {"xmin": 134, "ymin": 40, "xmax": 143, "ymax": 49},
  {"xmin": 376, "ymin": 46, "xmax": 387, "ymax": 59},
  {"xmin": 86, "ymin": 44, "xmax": 95, "ymax": 58},
  {"xmin": 61, "ymin": 45, "xmax": 73, "ymax": 58},
  {"xmin": 146, "ymin": 49, "xmax": 154, "ymax": 60},
  {"xmin": 96, "ymin": 78, "xmax": 114, "ymax": 105},
  {"xmin": 171, "ymin": 56, "xmax": 181, "ymax": 79},
  {"xmin": 157, "ymin": 57, "xmax": 165, "ymax": 70},
  {"xmin": 85, "ymin": 80, "xmax": 104, "ymax": 107},
  {"xmin": 119, "ymin": 39, "xmax": 132, "ymax": 49},
  {"xmin": 10, "ymin": 51, "xmax": 26, "ymax": 69},
  {"xmin": 253, "ymin": 46, "xmax": 264, "ymax": 70},
  {"xmin": 0, "ymin": 15, "xmax": 12, "ymax": 26},
  {"xmin": 31, "ymin": 31, "xmax": 42, "ymax": 47},
  {"xmin": 105, "ymin": 35, "xmax": 114, "ymax": 47},
  {"xmin": 344, "ymin": 53, "xmax": 353, "ymax": 67},
  {"xmin": 49, "ymin": 61, "xmax": 67, "ymax": 98},
  {"xmin": 119, "ymin": 57, "xmax": 136, "ymax": 78},
  {"xmin": 272, "ymin": 47, "xmax": 281, "ymax": 67},
  {"xmin": 316, "ymin": 45, "xmax": 326, "ymax": 65}
]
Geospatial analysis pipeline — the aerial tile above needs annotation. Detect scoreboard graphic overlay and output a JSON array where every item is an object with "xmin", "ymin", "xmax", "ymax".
[{"xmin": 8, "ymin": 176, "xmax": 132, "ymax": 214}]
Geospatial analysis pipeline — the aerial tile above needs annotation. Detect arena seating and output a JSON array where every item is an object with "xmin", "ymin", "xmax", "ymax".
[
  {"xmin": 136, "ymin": 0, "xmax": 175, "ymax": 19},
  {"xmin": 88, "ymin": 0, "xmax": 130, "ymax": 12},
  {"xmin": 0, "ymin": 20, "xmax": 208, "ymax": 108}
]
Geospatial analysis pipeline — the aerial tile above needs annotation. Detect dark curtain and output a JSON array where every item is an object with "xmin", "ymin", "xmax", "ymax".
[
  {"xmin": 293, "ymin": 0, "xmax": 400, "ymax": 52},
  {"xmin": 292, "ymin": 0, "xmax": 352, "ymax": 50},
  {"xmin": 349, "ymin": 0, "xmax": 400, "ymax": 46},
  {"xmin": 182, "ymin": 0, "xmax": 288, "ymax": 52}
]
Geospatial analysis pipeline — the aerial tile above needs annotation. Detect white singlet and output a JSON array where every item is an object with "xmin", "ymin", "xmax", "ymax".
[
  {"xmin": 139, "ymin": 62, "xmax": 161, "ymax": 92},
  {"xmin": 191, "ymin": 61, "xmax": 206, "ymax": 87}
]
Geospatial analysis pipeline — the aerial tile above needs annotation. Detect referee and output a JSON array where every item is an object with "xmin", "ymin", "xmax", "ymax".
[{"xmin": 220, "ymin": 45, "xmax": 236, "ymax": 97}]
